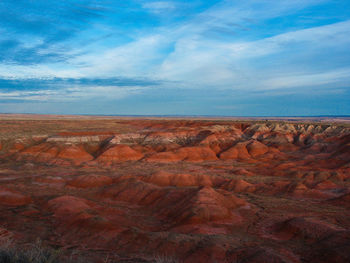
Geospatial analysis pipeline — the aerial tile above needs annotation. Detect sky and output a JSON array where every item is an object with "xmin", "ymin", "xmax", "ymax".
[{"xmin": 0, "ymin": 0, "xmax": 349, "ymax": 116}]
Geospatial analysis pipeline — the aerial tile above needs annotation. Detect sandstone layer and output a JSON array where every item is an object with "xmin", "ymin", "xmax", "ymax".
[{"xmin": 0, "ymin": 118, "xmax": 349, "ymax": 262}]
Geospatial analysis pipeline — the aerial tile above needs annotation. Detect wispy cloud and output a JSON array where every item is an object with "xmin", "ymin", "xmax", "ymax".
[
  {"xmin": 0, "ymin": 84, "xmax": 144, "ymax": 102},
  {"xmin": 142, "ymin": 2, "xmax": 177, "ymax": 13},
  {"xmin": 156, "ymin": 19, "xmax": 350, "ymax": 89},
  {"xmin": 0, "ymin": 0, "xmax": 349, "ymax": 115},
  {"xmin": 0, "ymin": 0, "xmax": 111, "ymax": 65},
  {"xmin": 0, "ymin": 77, "xmax": 160, "ymax": 103}
]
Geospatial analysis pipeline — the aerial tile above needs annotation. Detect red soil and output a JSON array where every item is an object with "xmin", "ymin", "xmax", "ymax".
[
  {"xmin": 0, "ymin": 118, "xmax": 349, "ymax": 262},
  {"xmin": 268, "ymin": 217, "xmax": 344, "ymax": 242},
  {"xmin": 145, "ymin": 146, "xmax": 217, "ymax": 162},
  {"xmin": 246, "ymin": 140, "xmax": 269, "ymax": 157},
  {"xmin": 56, "ymin": 145, "xmax": 93, "ymax": 165},
  {"xmin": 0, "ymin": 186, "xmax": 32, "ymax": 206},
  {"xmin": 17, "ymin": 144, "xmax": 93, "ymax": 165},
  {"xmin": 219, "ymin": 142, "xmax": 251, "ymax": 160},
  {"xmin": 48, "ymin": 195, "xmax": 93, "ymax": 216},
  {"xmin": 97, "ymin": 144, "xmax": 144, "ymax": 163},
  {"xmin": 67, "ymin": 175, "xmax": 113, "ymax": 188},
  {"xmin": 142, "ymin": 171, "xmax": 213, "ymax": 187}
]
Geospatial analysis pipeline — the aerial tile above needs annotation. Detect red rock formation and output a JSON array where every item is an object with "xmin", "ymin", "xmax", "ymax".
[
  {"xmin": 219, "ymin": 142, "xmax": 251, "ymax": 160},
  {"xmin": 97, "ymin": 144, "xmax": 144, "ymax": 163},
  {"xmin": 67, "ymin": 174, "xmax": 113, "ymax": 188},
  {"xmin": 166, "ymin": 187, "xmax": 249, "ymax": 225},
  {"xmin": 0, "ymin": 119, "xmax": 349, "ymax": 262},
  {"xmin": 17, "ymin": 143, "xmax": 93, "ymax": 165},
  {"xmin": 328, "ymin": 192, "xmax": 350, "ymax": 207},
  {"xmin": 269, "ymin": 217, "xmax": 344, "ymax": 241},
  {"xmin": 19, "ymin": 143, "xmax": 58, "ymax": 162},
  {"xmin": 246, "ymin": 140, "xmax": 269, "ymax": 157},
  {"xmin": 145, "ymin": 151, "xmax": 185, "ymax": 163},
  {"xmin": 34, "ymin": 176, "xmax": 65, "ymax": 186},
  {"xmin": 57, "ymin": 145, "xmax": 93, "ymax": 165},
  {"xmin": 142, "ymin": 171, "xmax": 213, "ymax": 187},
  {"xmin": 0, "ymin": 186, "xmax": 32, "ymax": 206},
  {"xmin": 314, "ymin": 180, "xmax": 338, "ymax": 190},
  {"xmin": 146, "ymin": 146, "xmax": 217, "ymax": 162},
  {"xmin": 48, "ymin": 195, "xmax": 92, "ymax": 217},
  {"xmin": 0, "ymin": 227, "xmax": 11, "ymax": 240},
  {"xmin": 221, "ymin": 179, "xmax": 256, "ymax": 192},
  {"xmin": 176, "ymin": 146, "xmax": 218, "ymax": 162}
]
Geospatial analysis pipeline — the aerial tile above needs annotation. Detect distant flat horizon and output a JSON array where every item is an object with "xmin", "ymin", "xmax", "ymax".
[
  {"xmin": 1, "ymin": 112, "xmax": 350, "ymax": 117},
  {"xmin": 1, "ymin": 113, "xmax": 350, "ymax": 122}
]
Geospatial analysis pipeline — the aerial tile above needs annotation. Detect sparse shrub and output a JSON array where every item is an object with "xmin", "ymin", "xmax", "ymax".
[
  {"xmin": 154, "ymin": 255, "xmax": 179, "ymax": 263},
  {"xmin": 0, "ymin": 239, "xmax": 61, "ymax": 263},
  {"xmin": 0, "ymin": 237, "xmax": 96, "ymax": 263},
  {"xmin": 0, "ymin": 236, "xmax": 179, "ymax": 263}
]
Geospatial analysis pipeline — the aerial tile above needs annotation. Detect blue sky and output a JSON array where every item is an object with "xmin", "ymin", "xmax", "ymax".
[{"xmin": 0, "ymin": 0, "xmax": 349, "ymax": 116}]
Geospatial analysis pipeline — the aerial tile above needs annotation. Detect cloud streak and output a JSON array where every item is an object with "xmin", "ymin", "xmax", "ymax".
[{"xmin": 0, "ymin": 0, "xmax": 349, "ymax": 115}]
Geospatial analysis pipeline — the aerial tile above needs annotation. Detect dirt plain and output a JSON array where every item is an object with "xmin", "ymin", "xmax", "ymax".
[{"xmin": 0, "ymin": 115, "xmax": 349, "ymax": 262}]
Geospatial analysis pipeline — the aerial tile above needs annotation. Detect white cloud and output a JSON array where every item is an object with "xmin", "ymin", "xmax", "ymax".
[
  {"xmin": 142, "ymin": 1, "xmax": 176, "ymax": 13},
  {"xmin": 0, "ymin": 85, "xmax": 143, "ymax": 101},
  {"xmin": 1, "ymin": 0, "xmax": 349, "ymax": 95},
  {"xmin": 262, "ymin": 67, "xmax": 350, "ymax": 90},
  {"xmin": 0, "ymin": 64, "xmax": 83, "ymax": 79},
  {"xmin": 157, "ymin": 19, "xmax": 350, "ymax": 88}
]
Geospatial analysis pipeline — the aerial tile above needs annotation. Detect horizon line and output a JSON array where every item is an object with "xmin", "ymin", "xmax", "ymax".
[{"xmin": 1, "ymin": 113, "xmax": 350, "ymax": 118}]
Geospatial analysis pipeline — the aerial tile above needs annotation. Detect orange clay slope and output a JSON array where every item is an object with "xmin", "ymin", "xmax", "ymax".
[{"xmin": 0, "ymin": 117, "xmax": 349, "ymax": 262}]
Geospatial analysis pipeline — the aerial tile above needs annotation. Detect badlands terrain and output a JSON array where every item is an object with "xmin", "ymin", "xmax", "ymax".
[{"xmin": 0, "ymin": 115, "xmax": 349, "ymax": 262}]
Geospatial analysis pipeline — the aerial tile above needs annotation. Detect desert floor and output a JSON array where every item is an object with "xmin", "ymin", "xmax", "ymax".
[{"xmin": 0, "ymin": 115, "xmax": 349, "ymax": 262}]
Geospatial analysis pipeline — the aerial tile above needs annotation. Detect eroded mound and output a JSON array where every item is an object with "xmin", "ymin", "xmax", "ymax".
[
  {"xmin": 142, "ymin": 171, "xmax": 213, "ymax": 187},
  {"xmin": 48, "ymin": 195, "xmax": 93, "ymax": 216},
  {"xmin": 145, "ymin": 146, "xmax": 217, "ymax": 163},
  {"xmin": 0, "ymin": 186, "xmax": 32, "ymax": 206},
  {"xmin": 269, "ymin": 217, "xmax": 344, "ymax": 241},
  {"xmin": 219, "ymin": 142, "xmax": 251, "ymax": 160},
  {"xmin": 97, "ymin": 144, "xmax": 144, "ymax": 163},
  {"xmin": 17, "ymin": 144, "xmax": 93, "ymax": 165},
  {"xmin": 166, "ymin": 186, "xmax": 249, "ymax": 225}
]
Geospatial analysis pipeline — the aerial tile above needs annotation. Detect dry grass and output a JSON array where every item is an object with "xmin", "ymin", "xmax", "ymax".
[
  {"xmin": 0, "ymin": 239, "xmax": 62, "ymax": 263},
  {"xmin": 154, "ymin": 255, "xmax": 179, "ymax": 263},
  {"xmin": 0, "ymin": 233, "xmax": 95, "ymax": 263},
  {"xmin": 0, "ymin": 236, "xmax": 179, "ymax": 263}
]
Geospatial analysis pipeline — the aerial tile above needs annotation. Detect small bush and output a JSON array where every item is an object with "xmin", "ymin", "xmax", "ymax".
[
  {"xmin": 0, "ymin": 239, "xmax": 61, "ymax": 263},
  {"xmin": 154, "ymin": 255, "xmax": 179, "ymax": 263},
  {"xmin": 0, "ymin": 236, "xmax": 179, "ymax": 263}
]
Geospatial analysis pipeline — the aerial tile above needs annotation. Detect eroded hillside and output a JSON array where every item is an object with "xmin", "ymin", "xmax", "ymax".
[{"xmin": 0, "ymin": 118, "xmax": 349, "ymax": 262}]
